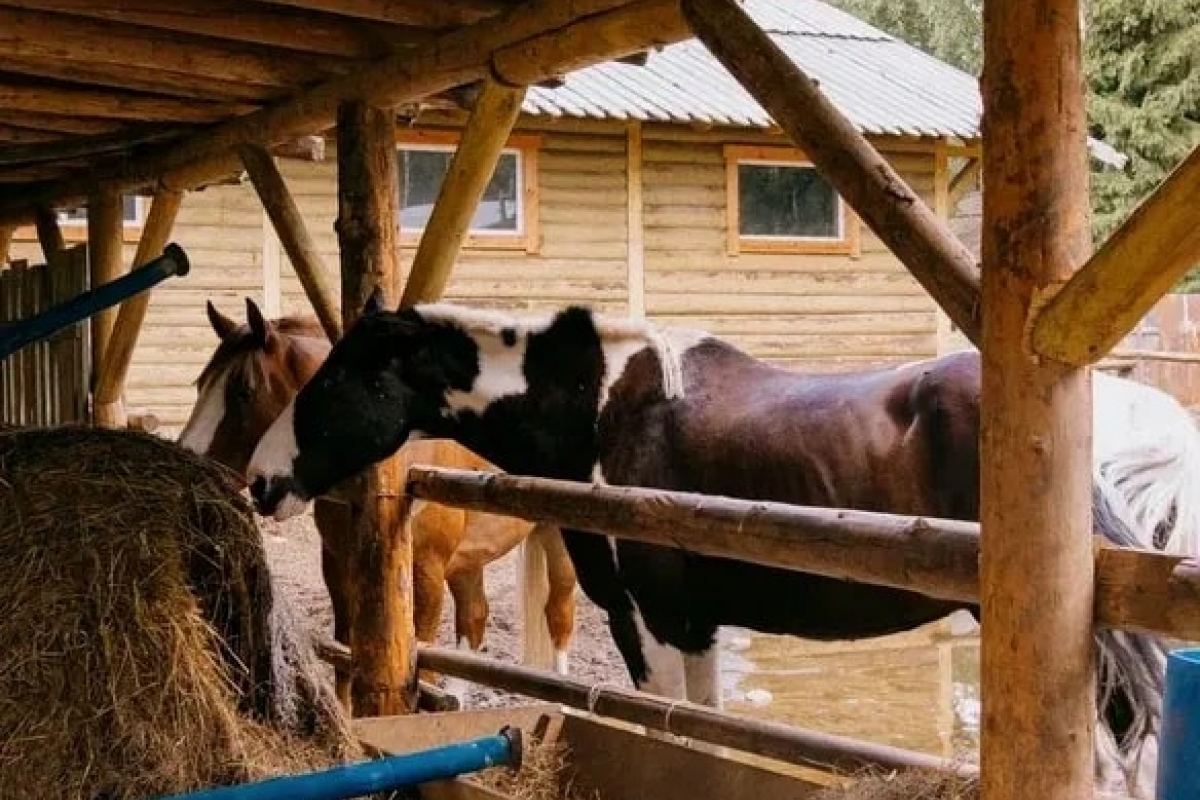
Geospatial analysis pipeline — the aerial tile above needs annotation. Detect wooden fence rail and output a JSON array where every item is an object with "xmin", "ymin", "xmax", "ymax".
[
  {"xmin": 0, "ymin": 244, "xmax": 89, "ymax": 426},
  {"xmin": 404, "ymin": 466, "xmax": 1200, "ymax": 642}
]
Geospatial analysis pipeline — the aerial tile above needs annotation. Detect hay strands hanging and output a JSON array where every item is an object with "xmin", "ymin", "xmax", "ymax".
[{"xmin": 148, "ymin": 727, "xmax": 522, "ymax": 800}]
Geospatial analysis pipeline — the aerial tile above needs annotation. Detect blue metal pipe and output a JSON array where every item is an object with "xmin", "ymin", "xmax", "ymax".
[
  {"xmin": 150, "ymin": 727, "xmax": 522, "ymax": 800},
  {"xmin": 1157, "ymin": 647, "xmax": 1200, "ymax": 799},
  {"xmin": 0, "ymin": 242, "xmax": 190, "ymax": 361}
]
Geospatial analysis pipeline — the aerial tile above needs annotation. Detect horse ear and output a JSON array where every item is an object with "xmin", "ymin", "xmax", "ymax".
[
  {"xmin": 205, "ymin": 300, "xmax": 239, "ymax": 341},
  {"xmin": 362, "ymin": 286, "xmax": 387, "ymax": 318},
  {"xmin": 244, "ymin": 297, "xmax": 277, "ymax": 351}
]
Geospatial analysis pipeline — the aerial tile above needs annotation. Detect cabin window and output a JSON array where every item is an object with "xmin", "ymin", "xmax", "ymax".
[
  {"xmin": 724, "ymin": 145, "xmax": 859, "ymax": 256},
  {"xmin": 11, "ymin": 195, "xmax": 147, "ymax": 245},
  {"xmin": 395, "ymin": 131, "xmax": 542, "ymax": 252}
]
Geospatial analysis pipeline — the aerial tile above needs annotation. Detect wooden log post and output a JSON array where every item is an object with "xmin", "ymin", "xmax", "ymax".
[
  {"xmin": 682, "ymin": 0, "xmax": 982, "ymax": 346},
  {"xmin": 86, "ymin": 189, "xmax": 125, "ymax": 387},
  {"xmin": 335, "ymin": 100, "xmax": 416, "ymax": 717},
  {"xmin": 399, "ymin": 77, "xmax": 526, "ymax": 307},
  {"xmin": 92, "ymin": 189, "xmax": 182, "ymax": 428},
  {"xmin": 979, "ymin": 2, "xmax": 1096, "ymax": 800},
  {"xmin": 0, "ymin": 225, "xmax": 13, "ymax": 266},
  {"xmin": 33, "ymin": 205, "xmax": 65, "ymax": 260},
  {"xmin": 1031, "ymin": 144, "xmax": 1200, "ymax": 365},
  {"xmin": 239, "ymin": 144, "xmax": 342, "ymax": 341}
]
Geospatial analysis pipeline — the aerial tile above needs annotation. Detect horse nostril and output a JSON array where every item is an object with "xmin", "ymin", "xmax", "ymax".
[{"xmin": 250, "ymin": 476, "xmax": 268, "ymax": 505}]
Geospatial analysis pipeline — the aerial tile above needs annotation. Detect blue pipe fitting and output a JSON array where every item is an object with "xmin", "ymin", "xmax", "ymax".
[
  {"xmin": 0, "ymin": 242, "xmax": 190, "ymax": 361},
  {"xmin": 1157, "ymin": 647, "xmax": 1200, "ymax": 799},
  {"xmin": 150, "ymin": 726, "xmax": 523, "ymax": 800}
]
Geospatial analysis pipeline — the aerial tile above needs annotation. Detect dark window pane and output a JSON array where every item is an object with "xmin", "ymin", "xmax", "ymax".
[
  {"xmin": 398, "ymin": 148, "xmax": 522, "ymax": 233},
  {"xmin": 59, "ymin": 196, "xmax": 139, "ymax": 224},
  {"xmin": 737, "ymin": 163, "xmax": 840, "ymax": 239}
]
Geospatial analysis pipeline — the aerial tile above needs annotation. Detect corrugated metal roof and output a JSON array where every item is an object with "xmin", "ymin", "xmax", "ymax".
[{"xmin": 523, "ymin": 0, "xmax": 983, "ymax": 139}]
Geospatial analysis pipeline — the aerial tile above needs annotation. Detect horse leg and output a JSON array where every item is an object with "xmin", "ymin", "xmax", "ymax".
[
  {"xmin": 444, "ymin": 566, "xmax": 489, "ymax": 705},
  {"xmin": 314, "ymin": 497, "xmax": 354, "ymax": 712},
  {"xmin": 412, "ymin": 543, "xmax": 448, "ymax": 685},
  {"xmin": 537, "ymin": 525, "xmax": 577, "ymax": 676}
]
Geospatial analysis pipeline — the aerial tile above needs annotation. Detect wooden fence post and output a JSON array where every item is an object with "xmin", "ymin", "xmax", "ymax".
[
  {"xmin": 335, "ymin": 99, "xmax": 416, "ymax": 717},
  {"xmin": 979, "ymin": 2, "xmax": 1095, "ymax": 800},
  {"xmin": 86, "ymin": 189, "xmax": 124, "ymax": 389}
]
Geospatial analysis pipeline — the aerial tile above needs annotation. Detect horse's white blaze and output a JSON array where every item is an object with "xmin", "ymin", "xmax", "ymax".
[
  {"xmin": 247, "ymin": 400, "xmax": 305, "ymax": 521},
  {"xmin": 177, "ymin": 370, "xmax": 230, "ymax": 454},
  {"xmin": 629, "ymin": 599, "xmax": 687, "ymax": 700}
]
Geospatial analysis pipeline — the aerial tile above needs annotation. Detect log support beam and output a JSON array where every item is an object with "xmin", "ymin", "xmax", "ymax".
[
  {"xmin": 682, "ymin": 0, "xmax": 982, "ymax": 346},
  {"xmin": 1032, "ymin": 143, "xmax": 1200, "ymax": 365},
  {"xmin": 91, "ymin": 189, "xmax": 182, "ymax": 427},
  {"xmin": 979, "ymin": 3, "xmax": 1095, "ymax": 800},
  {"xmin": 0, "ymin": 225, "xmax": 14, "ymax": 265},
  {"xmin": 33, "ymin": 205, "xmax": 65, "ymax": 260},
  {"xmin": 239, "ymin": 144, "xmax": 342, "ymax": 341},
  {"xmin": 335, "ymin": 100, "xmax": 416, "ymax": 717},
  {"xmin": 86, "ymin": 189, "xmax": 125, "ymax": 388},
  {"xmin": 400, "ymin": 77, "xmax": 526, "ymax": 308}
]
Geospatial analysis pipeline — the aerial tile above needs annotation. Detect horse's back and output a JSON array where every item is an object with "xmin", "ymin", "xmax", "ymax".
[{"xmin": 655, "ymin": 342, "xmax": 981, "ymax": 519}]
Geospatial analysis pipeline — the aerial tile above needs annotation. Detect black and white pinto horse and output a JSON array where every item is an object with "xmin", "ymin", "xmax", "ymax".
[{"xmin": 247, "ymin": 293, "xmax": 1194, "ymax": 796}]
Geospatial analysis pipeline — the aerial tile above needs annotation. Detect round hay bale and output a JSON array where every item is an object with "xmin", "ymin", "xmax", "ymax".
[{"xmin": 0, "ymin": 426, "xmax": 360, "ymax": 799}]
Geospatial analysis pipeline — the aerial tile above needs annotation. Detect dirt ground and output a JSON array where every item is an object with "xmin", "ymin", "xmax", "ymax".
[{"xmin": 258, "ymin": 510, "xmax": 627, "ymax": 707}]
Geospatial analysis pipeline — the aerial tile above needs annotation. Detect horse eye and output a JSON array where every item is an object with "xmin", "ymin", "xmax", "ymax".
[{"xmin": 231, "ymin": 384, "xmax": 253, "ymax": 404}]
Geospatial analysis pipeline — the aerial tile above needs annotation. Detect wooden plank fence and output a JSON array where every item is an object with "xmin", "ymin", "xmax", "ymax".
[{"xmin": 0, "ymin": 244, "xmax": 90, "ymax": 426}]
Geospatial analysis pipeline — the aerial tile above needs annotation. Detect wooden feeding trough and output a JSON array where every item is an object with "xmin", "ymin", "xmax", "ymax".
[{"xmin": 357, "ymin": 704, "xmax": 839, "ymax": 800}]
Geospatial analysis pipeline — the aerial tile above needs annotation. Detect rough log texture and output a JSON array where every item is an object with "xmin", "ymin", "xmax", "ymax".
[
  {"xmin": 0, "ymin": 225, "xmax": 12, "ymax": 264},
  {"xmin": 0, "ymin": 6, "xmax": 345, "ymax": 87},
  {"xmin": 335, "ymin": 100, "xmax": 416, "ymax": 718},
  {"xmin": 979, "ymin": 2, "xmax": 1096, "ymax": 800},
  {"xmin": 399, "ymin": 78, "xmax": 526, "ymax": 308},
  {"xmin": 406, "ymin": 466, "xmax": 1200, "ymax": 642},
  {"xmin": 1032, "ymin": 144, "xmax": 1200, "ymax": 365},
  {"xmin": 682, "ymin": 0, "xmax": 982, "ymax": 346},
  {"xmin": 0, "ymin": 0, "xmax": 690, "ymax": 217},
  {"xmin": 254, "ymin": 0, "xmax": 506, "ymax": 27},
  {"xmin": 420, "ymin": 645, "xmax": 975, "ymax": 777},
  {"xmin": 32, "ymin": 205, "xmax": 64, "ymax": 259},
  {"xmin": 86, "ymin": 189, "xmax": 125, "ymax": 389},
  {"xmin": 92, "ymin": 190, "xmax": 183, "ymax": 428},
  {"xmin": 0, "ymin": 84, "xmax": 258, "ymax": 123},
  {"xmin": 239, "ymin": 145, "xmax": 341, "ymax": 341},
  {"xmin": 491, "ymin": 0, "xmax": 680, "ymax": 85}
]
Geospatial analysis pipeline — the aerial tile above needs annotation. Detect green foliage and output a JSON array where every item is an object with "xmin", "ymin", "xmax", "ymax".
[
  {"xmin": 1084, "ymin": 0, "xmax": 1200, "ymax": 242},
  {"xmin": 826, "ymin": 0, "xmax": 1200, "ymax": 287}
]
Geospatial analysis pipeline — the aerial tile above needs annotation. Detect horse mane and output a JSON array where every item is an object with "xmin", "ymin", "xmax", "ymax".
[
  {"xmin": 194, "ymin": 314, "xmax": 328, "ymax": 390},
  {"xmin": 413, "ymin": 302, "xmax": 707, "ymax": 401}
]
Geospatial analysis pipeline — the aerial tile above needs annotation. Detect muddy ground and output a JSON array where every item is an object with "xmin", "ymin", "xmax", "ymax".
[{"xmin": 259, "ymin": 510, "xmax": 627, "ymax": 707}]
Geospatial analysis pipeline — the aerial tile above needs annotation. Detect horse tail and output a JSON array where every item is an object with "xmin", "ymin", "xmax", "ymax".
[
  {"xmin": 1095, "ymin": 376, "xmax": 1200, "ymax": 556},
  {"xmin": 1091, "ymin": 480, "xmax": 1167, "ymax": 798},
  {"xmin": 517, "ymin": 523, "xmax": 555, "ymax": 671}
]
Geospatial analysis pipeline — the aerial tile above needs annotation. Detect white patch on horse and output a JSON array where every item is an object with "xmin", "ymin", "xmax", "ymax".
[
  {"xmin": 247, "ymin": 400, "xmax": 301, "ymax": 522},
  {"xmin": 591, "ymin": 463, "xmax": 622, "ymax": 563},
  {"xmin": 554, "ymin": 650, "xmax": 570, "ymax": 676},
  {"xmin": 443, "ymin": 330, "xmax": 528, "ymax": 417},
  {"xmin": 629, "ymin": 598, "xmax": 686, "ymax": 700},
  {"xmin": 177, "ymin": 369, "xmax": 230, "ymax": 454}
]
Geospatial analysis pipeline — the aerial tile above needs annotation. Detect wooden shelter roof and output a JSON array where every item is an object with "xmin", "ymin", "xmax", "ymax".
[{"xmin": 0, "ymin": 0, "xmax": 688, "ymax": 224}]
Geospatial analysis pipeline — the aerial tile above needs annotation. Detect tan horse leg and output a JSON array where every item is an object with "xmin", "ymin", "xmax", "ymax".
[
  {"xmin": 314, "ymin": 497, "xmax": 355, "ymax": 712},
  {"xmin": 537, "ymin": 524, "xmax": 578, "ymax": 675},
  {"xmin": 447, "ymin": 567, "xmax": 489, "ymax": 651}
]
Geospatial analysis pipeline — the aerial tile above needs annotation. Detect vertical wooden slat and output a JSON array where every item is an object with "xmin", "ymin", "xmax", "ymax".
[
  {"xmin": 0, "ymin": 225, "xmax": 13, "ymax": 267},
  {"xmin": 979, "ymin": 1, "xmax": 1096, "ymax": 800},
  {"xmin": 626, "ymin": 120, "xmax": 645, "ymax": 319},
  {"xmin": 0, "ymin": 268, "xmax": 10, "ymax": 422},
  {"xmin": 335, "ymin": 99, "xmax": 416, "ymax": 718},
  {"xmin": 14, "ymin": 262, "xmax": 28, "ymax": 426},
  {"xmin": 87, "ymin": 190, "xmax": 125, "ymax": 392}
]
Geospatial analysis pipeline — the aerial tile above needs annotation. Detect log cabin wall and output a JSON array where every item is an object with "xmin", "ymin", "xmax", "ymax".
[{"xmin": 5, "ymin": 116, "xmax": 951, "ymax": 433}]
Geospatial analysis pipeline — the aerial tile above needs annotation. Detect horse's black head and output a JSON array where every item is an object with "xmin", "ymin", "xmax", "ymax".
[{"xmin": 246, "ymin": 288, "xmax": 478, "ymax": 519}]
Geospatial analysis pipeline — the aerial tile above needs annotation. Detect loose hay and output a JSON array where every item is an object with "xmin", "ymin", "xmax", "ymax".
[
  {"xmin": 809, "ymin": 769, "xmax": 979, "ymax": 800},
  {"xmin": 474, "ymin": 733, "xmax": 599, "ymax": 800},
  {"xmin": 0, "ymin": 426, "xmax": 361, "ymax": 800}
]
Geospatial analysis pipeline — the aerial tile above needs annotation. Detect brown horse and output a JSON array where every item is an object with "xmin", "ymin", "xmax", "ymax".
[
  {"xmin": 176, "ymin": 298, "xmax": 578, "ymax": 704},
  {"xmin": 247, "ymin": 296, "xmax": 1199, "ymax": 797}
]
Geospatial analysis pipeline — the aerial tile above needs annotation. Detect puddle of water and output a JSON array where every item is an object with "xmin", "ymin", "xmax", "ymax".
[{"xmin": 720, "ymin": 616, "xmax": 981, "ymax": 759}]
